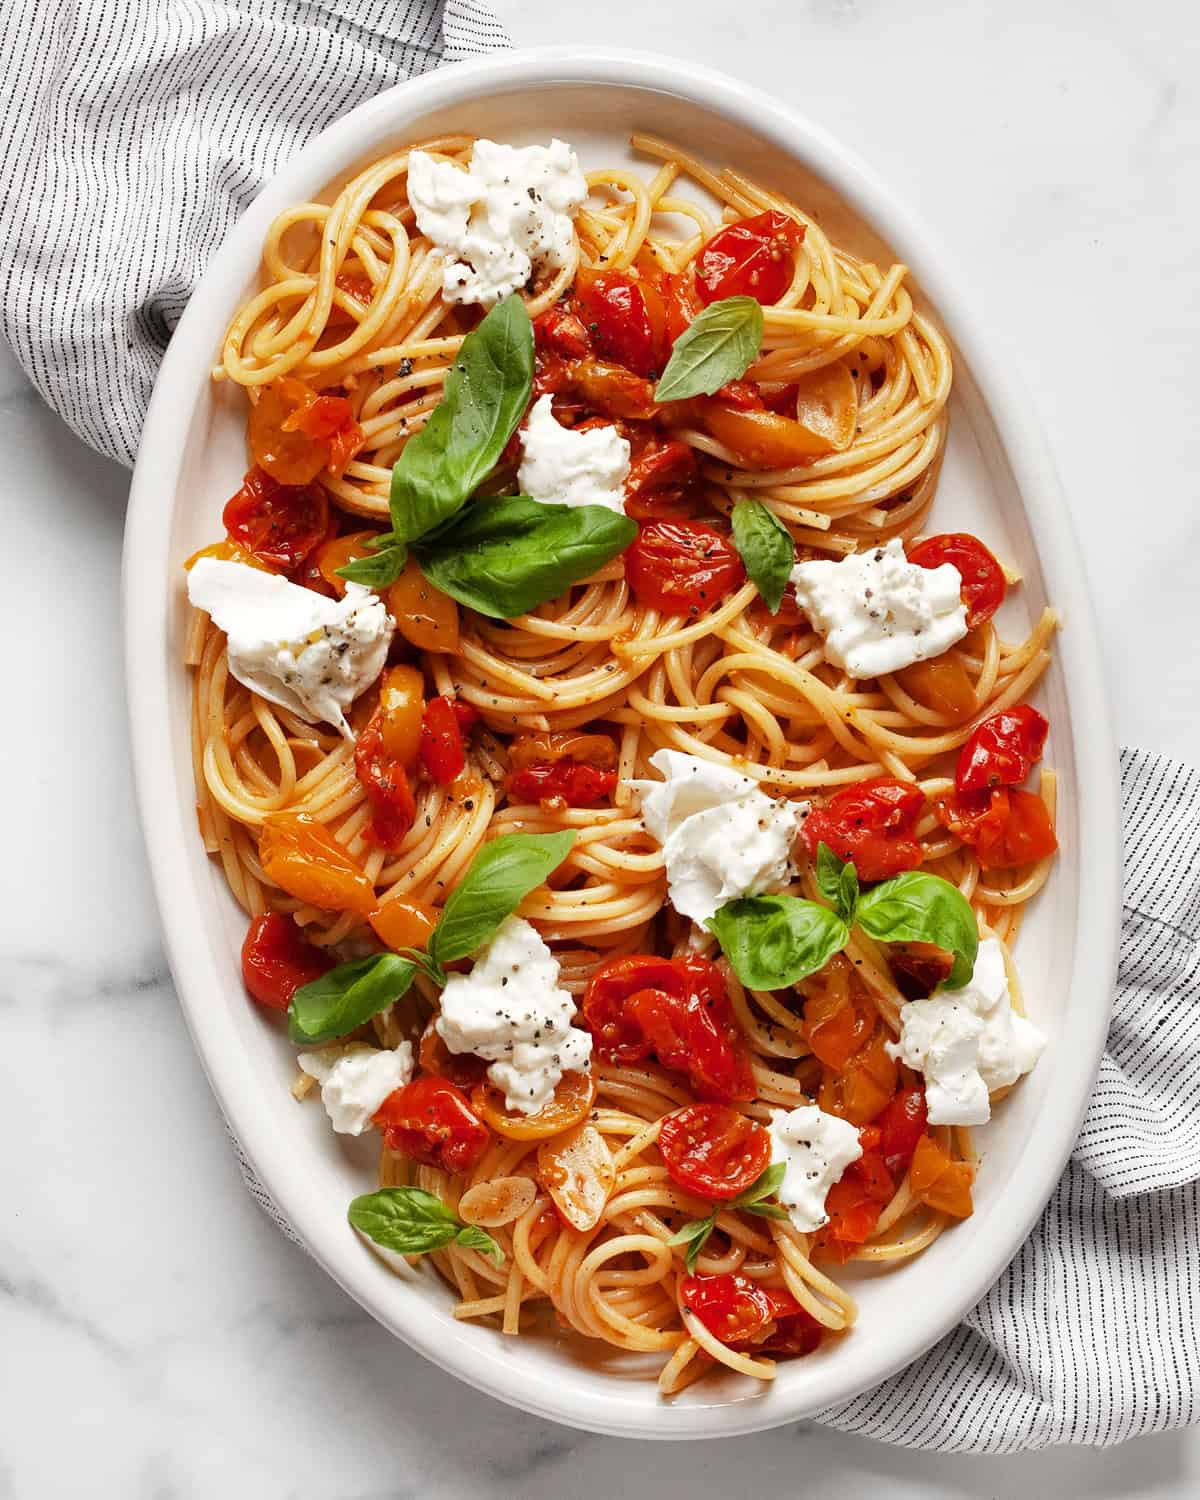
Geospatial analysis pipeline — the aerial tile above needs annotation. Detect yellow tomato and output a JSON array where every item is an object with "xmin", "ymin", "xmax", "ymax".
[
  {"xmin": 387, "ymin": 557, "xmax": 460, "ymax": 653},
  {"xmin": 315, "ymin": 531, "xmax": 385, "ymax": 597},
  {"xmin": 377, "ymin": 665, "xmax": 424, "ymax": 766},
  {"xmin": 472, "ymin": 1070, "xmax": 597, "ymax": 1141},
  {"xmin": 257, "ymin": 813, "xmax": 375, "ymax": 915}
]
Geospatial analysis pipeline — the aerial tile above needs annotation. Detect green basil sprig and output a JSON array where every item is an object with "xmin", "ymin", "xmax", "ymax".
[
  {"xmin": 286, "ymin": 830, "xmax": 576, "ymax": 1043},
  {"xmin": 655, "ymin": 296, "xmax": 763, "ymax": 402},
  {"xmin": 415, "ymin": 497, "xmax": 636, "ymax": 620},
  {"xmin": 855, "ymin": 869, "xmax": 978, "ymax": 989},
  {"xmin": 730, "ymin": 499, "xmax": 795, "ymax": 614},
  {"xmin": 349, "ymin": 1186, "xmax": 502, "ymax": 1263},
  {"xmin": 338, "ymin": 538, "xmax": 408, "ymax": 589},
  {"xmin": 706, "ymin": 844, "xmax": 978, "ymax": 992},
  {"xmin": 708, "ymin": 894, "xmax": 849, "ymax": 993},
  {"xmin": 667, "ymin": 1162, "xmax": 788, "ymax": 1272},
  {"xmin": 288, "ymin": 953, "xmax": 416, "ymax": 1046}
]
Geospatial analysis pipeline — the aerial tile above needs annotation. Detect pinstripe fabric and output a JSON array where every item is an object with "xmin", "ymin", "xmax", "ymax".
[
  {"xmin": 820, "ymin": 747, "xmax": 1200, "ymax": 1449},
  {"xmin": 0, "ymin": 0, "xmax": 509, "ymax": 467}
]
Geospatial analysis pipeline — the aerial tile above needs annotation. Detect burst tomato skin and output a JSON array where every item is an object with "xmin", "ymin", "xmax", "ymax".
[
  {"xmin": 623, "ymin": 434, "xmax": 699, "ymax": 521},
  {"xmin": 582, "ymin": 954, "xmax": 754, "ymax": 1103},
  {"xmin": 222, "ymin": 466, "xmax": 330, "ymax": 572},
  {"xmin": 695, "ymin": 210, "xmax": 805, "ymax": 306},
  {"xmin": 956, "ymin": 705, "xmax": 1049, "ymax": 794},
  {"xmin": 877, "ymin": 1087, "xmax": 928, "ymax": 1178},
  {"xmin": 659, "ymin": 269, "xmax": 702, "ymax": 340},
  {"xmin": 625, "ymin": 519, "xmax": 746, "ymax": 616},
  {"xmin": 241, "ymin": 913, "xmax": 332, "ymax": 1010},
  {"xmin": 816, "ymin": 1146, "xmax": 894, "ymax": 1260},
  {"xmin": 575, "ymin": 269, "xmax": 669, "ymax": 377},
  {"xmin": 680, "ymin": 1272, "xmax": 807, "ymax": 1346},
  {"xmin": 534, "ymin": 305, "xmax": 592, "ymax": 360},
  {"xmin": 506, "ymin": 759, "xmax": 617, "ymax": 807},
  {"xmin": 373, "ymin": 1076, "xmax": 489, "ymax": 1173},
  {"xmin": 907, "ymin": 532, "xmax": 1006, "ymax": 629},
  {"xmin": 937, "ymin": 786, "xmax": 1058, "ymax": 870},
  {"xmin": 801, "ymin": 778, "xmax": 926, "ymax": 882},
  {"xmin": 249, "ymin": 378, "xmax": 362, "ymax": 483},
  {"xmin": 658, "ymin": 1103, "xmax": 770, "ymax": 1201},
  {"xmin": 354, "ymin": 710, "xmax": 417, "ymax": 852},
  {"xmin": 420, "ymin": 696, "xmax": 467, "ymax": 786},
  {"xmin": 258, "ymin": 813, "xmax": 375, "ymax": 915}
]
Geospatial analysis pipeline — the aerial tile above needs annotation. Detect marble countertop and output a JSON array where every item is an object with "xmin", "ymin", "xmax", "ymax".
[{"xmin": 5, "ymin": 0, "xmax": 1199, "ymax": 1493}]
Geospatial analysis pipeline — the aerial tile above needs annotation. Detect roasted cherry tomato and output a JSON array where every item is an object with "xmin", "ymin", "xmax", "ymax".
[
  {"xmin": 240, "ymin": 912, "xmax": 332, "ymax": 1011},
  {"xmin": 354, "ymin": 709, "xmax": 417, "ymax": 851},
  {"xmin": 418, "ymin": 1022, "xmax": 488, "ymax": 1091},
  {"xmin": 373, "ymin": 1076, "xmax": 489, "ymax": 1173},
  {"xmin": 888, "ymin": 942, "xmax": 954, "ymax": 999},
  {"xmin": 695, "ymin": 210, "xmax": 805, "ymax": 306},
  {"xmin": 222, "ymin": 465, "xmax": 330, "ymax": 572},
  {"xmin": 257, "ymin": 813, "xmax": 375, "ymax": 914},
  {"xmin": 801, "ymin": 957, "xmax": 875, "ymax": 1070},
  {"xmin": 819, "ymin": 1031, "xmax": 897, "ymax": 1127},
  {"xmin": 575, "ymin": 269, "xmax": 669, "ymax": 377},
  {"xmin": 326, "ymin": 271, "xmax": 373, "ymax": 329},
  {"xmin": 680, "ymin": 1272, "xmax": 803, "ymax": 1345},
  {"xmin": 314, "ymin": 530, "xmax": 382, "ymax": 596},
  {"xmin": 659, "ymin": 269, "xmax": 702, "ymax": 340},
  {"xmin": 419, "ymin": 696, "xmax": 468, "ymax": 785},
  {"xmin": 506, "ymin": 759, "xmax": 617, "ymax": 807},
  {"xmin": 473, "ymin": 1069, "xmax": 597, "ymax": 1141},
  {"xmin": 564, "ymin": 357, "xmax": 659, "ymax": 421},
  {"xmin": 534, "ymin": 304, "xmax": 592, "ymax": 360},
  {"xmin": 908, "ymin": 533, "xmax": 1006, "ymax": 629},
  {"xmin": 936, "ymin": 786, "xmax": 1058, "ymax": 870},
  {"xmin": 387, "ymin": 556, "xmax": 460, "ymax": 653},
  {"xmin": 376, "ymin": 665, "xmax": 425, "ymax": 767},
  {"xmin": 801, "ymin": 778, "xmax": 925, "ymax": 882},
  {"xmin": 582, "ymin": 954, "xmax": 755, "ymax": 1103},
  {"xmin": 625, "ymin": 519, "xmax": 745, "ymax": 616},
  {"xmin": 623, "ymin": 433, "xmax": 699, "ymax": 521},
  {"xmin": 368, "ymin": 896, "xmax": 439, "ymax": 954},
  {"xmin": 896, "ymin": 657, "xmax": 977, "ymax": 718},
  {"xmin": 910, "ymin": 1133, "xmax": 974, "ymax": 1218},
  {"xmin": 700, "ymin": 400, "xmax": 838, "ymax": 468},
  {"xmin": 658, "ymin": 1103, "xmax": 770, "ymax": 1202},
  {"xmin": 877, "ymin": 1087, "xmax": 928, "ymax": 1179},
  {"xmin": 956, "ymin": 705, "xmax": 1049, "ymax": 794},
  {"xmin": 249, "ymin": 377, "xmax": 362, "ymax": 483},
  {"xmin": 815, "ymin": 1145, "xmax": 894, "ymax": 1261}
]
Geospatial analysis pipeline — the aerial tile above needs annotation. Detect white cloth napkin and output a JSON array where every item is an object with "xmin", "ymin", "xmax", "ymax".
[{"xmin": 3, "ymin": 2, "xmax": 1196, "ymax": 1453}]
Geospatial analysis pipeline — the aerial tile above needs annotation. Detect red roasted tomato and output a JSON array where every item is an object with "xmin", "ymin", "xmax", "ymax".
[
  {"xmin": 680, "ymin": 1273, "xmax": 819, "ymax": 1356},
  {"xmin": 956, "ymin": 705, "xmax": 1049, "ymax": 794},
  {"xmin": 937, "ymin": 786, "xmax": 1058, "ymax": 870},
  {"xmin": 582, "ymin": 954, "xmax": 755, "ymax": 1102},
  {"xmin": 877, "ymin": 1087, "xmax": 928, "ymax": 1179},
  {"xmin": 907, "ymin": 532, "xmax": 1006, "ymax": 629},
  {"xmin": 695, "ymin": 210, "xmax": 806, "ymax": 306},
  {"xmin": 623, "ymin": 432, "xmax": 699, "ymax": 521},
  {"xmin": 574, "ymin": 268, "xmax": 669, "ymax": 377},
  {"xmin": 240, "ymin": 912, "xmax": 332, "ymax": 1011},
  {"xmin": 801, "ymin": 778, "xmax": 925, "ymax": 882},
  {"xmin": 354, "ymin": 709, "xmax": 417, "ymax": 851},
  {"xmin": 372, "ymin": 1076, "xmax": 489, "ymax": 1173},
  {"xmin": 222, "ymin": 465, "xmax": 330, "ymax": 572},
  {"xmin": 814, "ymin": 1141, "xmax": 894, "ymax": 1261},
  {"xmin": 420, "ymin": 696, "xmax": 467, "ymax": 786},
  {"xmin": 658, "ymin": 1102, "xmax": 771, "ymax": 1202},
  {"xmin": 625, "ymin": 519, "xmax": 746, "ymax": 616},
  {"xmin": 506, "ymin": 760, "xmax": 617, "ymax": 806}
]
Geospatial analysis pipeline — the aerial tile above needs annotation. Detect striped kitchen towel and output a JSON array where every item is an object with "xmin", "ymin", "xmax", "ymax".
[
  {"xmin": 3, "ymin": 0, "xmax": 1197, "ymax": 1453},
  {"xmin": 0, "ymin": 0, "xmax": 510, "ymax": 468}
]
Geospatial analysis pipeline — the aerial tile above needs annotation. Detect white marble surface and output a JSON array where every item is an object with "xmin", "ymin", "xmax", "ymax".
[{"xmin": 4, "ymin": 0, "xmax": 1199, "ymax": 1493}]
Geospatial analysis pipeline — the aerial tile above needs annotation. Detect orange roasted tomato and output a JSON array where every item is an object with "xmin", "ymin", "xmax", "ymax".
[
  {"xmin": 373, "ymin": 1076, "xmax": 489, "ymax": 1173},
  {"xmin": 625, "ymin": 519, "xmax": 745, "ymax": 616},
  {"xmin": 249, "ymin": 376, "xmax": 362, "ymax": 484},
  {"xmin": 240, "ymin": 912, "xmax": 332, "ymax": 1011},
  {"xmin": 801, "ymin": 778, "xmax": 926, "ymax": 883},
  {"xmin": 257, "ymin": 813, "xmax": 375, "ymax": 915},
  {"xmin": 582, "ymin": 954, "xmax": 755, "ymax": 1103},
  {"xmin": 694, "ymin": 210, "xmax": 806, "ymax": 306},
  {"xmin": 813, "ymin": 1136, "xmax": 895, "ymax": 1262},
  {"xmin": 314, "ymin": 530, "xmax": 383, "ymax": 596},
  {"xmin": 472, "ymin": 1069, "xmax": 597, "ymax": 1141},
  {"xmin": 800, "ymin": 955, "xmax": 875, "ymax": 1071},
  {"xmin": 354, "ymin": 708, "xmax": 417, "ymax": 852},
  {"xmin": 222, "ymin": 465, "xmax": 329, "ymax": 573},
  {"xmin": 386, "ymin": 556, "xmax": 461, "ymax": 653},
  {"xmin": 909, "ymin": 1133, "xmax": 975, "ymax": 1219},
  {"xmin": 658, "ymin": 1103, "xmax": 771, "ymax": 1202},
  {"xmin": 367, "ymin": 896, "xmax": 438, "ymax": 954},
  {"xmin": 936, "ymin": 786, "xmax": 1058, "ymax": 870}
]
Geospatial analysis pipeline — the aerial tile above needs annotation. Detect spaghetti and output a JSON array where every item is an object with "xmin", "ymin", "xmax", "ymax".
[{"xmin": 186, "ymin": 132, "xmax": 1058, "ymax": 1392}]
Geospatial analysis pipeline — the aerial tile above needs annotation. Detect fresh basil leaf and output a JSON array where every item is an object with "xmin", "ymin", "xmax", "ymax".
[
  {"xmin": 454, "ymin": 1224, "xmax": 505, "ymax": 1264},
  {"xmin": 288, "ymin": 953, "xmax": 416, "ymax": 1045},
  {"xmin": 389, "ymin": 294, "xmax": 533, "ymax": 543},
  {"xmin": 742, "ymin": 1200, "xmax": 789, "ymax": 1221},
  {"xmin": 414, "ymin": 497, "xmax": 636, "ymax": 619},
  {"xmin": 815, "ymin": 842, "xmax": 859, "ymax": 925},
  {"xmin": 707, "ymin": 894, "xmax": 849, "ymax": 991},
  {"xmin": 730, "ymin": 499, "xmax": 794, "ymax": 613},
  {"xmin": 655, "ymin": 296, "xmax": 763, "ymax": 402},
  {"xmin": 855, "ymin": 871, "xmax": 979, "ymax": 989},
  {"xmin": 731, "ymin": 1160, "xmax": 785, "ymax": 1208},
  {"xmin": 336, "ymin": 541, "xmax": 407, "ymax": 588},
  {"xmin": 668, "ymin": 1213, "xmax": 716, "ymax": 1273},
  {"xmin": 429, "ymin": 830, "xmax": 576, "ymax": 966},
  {"xmin": 348, "ymin": 1186, "xmax": 464, "ymax": 1256}
]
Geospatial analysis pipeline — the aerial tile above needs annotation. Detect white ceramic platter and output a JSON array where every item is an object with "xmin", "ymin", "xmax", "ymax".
[{"xmin": 123, "ymin": 48, "xmax": 1120, "ymax": 1439}]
